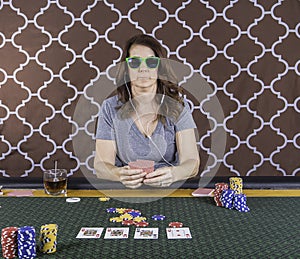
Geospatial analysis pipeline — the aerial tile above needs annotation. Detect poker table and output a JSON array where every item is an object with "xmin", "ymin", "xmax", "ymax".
[{"xmin": 1, "ymin": 189, "xmax": 299, "ymax": 258}]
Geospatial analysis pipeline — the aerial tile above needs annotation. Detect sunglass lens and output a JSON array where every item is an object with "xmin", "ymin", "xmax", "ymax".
[
  {"xmin": 127, "ymin": 58, "xmax": 141, "ymax": 69},
  {"xmin": 146, "ymin": 57, "xmax": 159, "ymax": 68}
]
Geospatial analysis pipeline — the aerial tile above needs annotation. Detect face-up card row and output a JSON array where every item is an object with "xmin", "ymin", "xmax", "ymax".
[{"xmin": 76, "ymin": 227, "xmax": 192, "ymax": 239}]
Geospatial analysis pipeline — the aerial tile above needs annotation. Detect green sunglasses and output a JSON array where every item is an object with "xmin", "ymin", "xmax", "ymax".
[{"xmin": 126, "ymin": 56, "xmax": 160, "ymax": 69}]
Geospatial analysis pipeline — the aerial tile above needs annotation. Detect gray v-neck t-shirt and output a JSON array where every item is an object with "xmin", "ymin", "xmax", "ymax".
[{"xmin": 95, "ymin": 95, "xmax": 196, "ymax": 169}]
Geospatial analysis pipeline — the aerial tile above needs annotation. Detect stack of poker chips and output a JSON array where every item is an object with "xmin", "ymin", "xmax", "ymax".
[
  {"xmin": 213, "ymin": 183, "xmax": 228, "ymax": 206},
  {"xmin": 1, "ymin": 227, "xmax": 18, "ymax": 259},
  {"xmin": 220, "ymin": 189, "xmax": 235, "ymax": 209},
  {"xmin": 233, "ymin": 194, "xmax": 250, "ymax": 212},
  {"xmin": 39, "ymin": 224, "xmax": 58, "ymax": 254},
  {"xmin": 217, "ymin": 177, "xmax": 250, "ymax": 212},
  {"xmin": 229, "ymin": 177, "xmax": 243, "ymax": 194},
  {"xmin": 17, "ymin": 226, "xmax": 37, "ymax": 259}
]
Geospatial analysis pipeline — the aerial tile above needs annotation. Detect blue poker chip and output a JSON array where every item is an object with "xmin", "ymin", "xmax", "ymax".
[
  {"xmin": 151, "ymin": 214, "xmax": 166, "ymax": 221},
  {"xmin": 106, "ymin": 208, "xmax": 117, "ymax": 213},
  {"xmin": 128, "ymin": 211, "xmax": 142, "ymax": 217}
]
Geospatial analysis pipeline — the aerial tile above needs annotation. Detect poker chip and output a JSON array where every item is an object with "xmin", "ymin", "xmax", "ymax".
[
  {"xmin": 106, "ymin": 208, "xmax": 117, "ymax": 213},
  {"xmin": 1, "ymin": 226, "xmax": 18, "ymax": 259},
  {"xmin": 128, "ymin": 210, "xmax": 142, "ymax": 218},
  {"xmin": 106, "ymin": 207, "xmax": 150, "ymax": 227},
  {"xmin": 109, "ymin": 217, "xmax": 123, "ymax": 223},
  {"xmin": 168, "ymin": 222, "xmax": 183, "ymax": 228},
  {"xmin": 99, "ymin": 197, "xmax": 110, "ymax": 202},
  {"xmin": 120, "ymin": 213, "xmax": 133, "ymax": 221},
  {"xmin": 213, "ymin": 183, "xmax": 228, "ymax": 207},
  {"xmin": 134, "ymin": 221, "xmax": 149, "ymax": 227},
  {"xmin": 116, "ymin": 208, "xmax": 127, "ymax": 214},
  {"xmin": 151, "ymin": 214, "xmax": 166, "ymax": 221},
  {"xmin": 133, "ymin": 216, "xmax": 147, "ymax": 223},
  {"xmin": 229, "ymin": 177, "xmax": 243, "ymax": 194},
  {"xmin": 122, "ymin": 220, "xmax": 135, "ymax": 226},
  {"xmin": 66, "ymin": 198, "xmax": 81, "ymax": 203},
  {"xmin": 39, "ymin": 224, "xmax": 58, "ymax": 254},
  {"xmin": 17, "ymin": 226, "xmax": 37, "ymax": 259},
  {"xmin": 220, "ymin": 189, "xmax": 235, "ymax": 209},
  {"xmin": 233, "ymin": 194, "xmax": 250, "ymax": 212}
]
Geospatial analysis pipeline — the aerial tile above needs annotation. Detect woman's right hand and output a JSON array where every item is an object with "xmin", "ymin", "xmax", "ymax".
[{"xmin": 117, "ymin": 166, "xmax": 147, "ymax": 189}]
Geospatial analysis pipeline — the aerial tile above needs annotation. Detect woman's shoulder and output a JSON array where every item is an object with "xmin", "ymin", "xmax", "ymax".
[{"xmin": 102, "ymin": 95, "xmax": 120, "ymax": 109}]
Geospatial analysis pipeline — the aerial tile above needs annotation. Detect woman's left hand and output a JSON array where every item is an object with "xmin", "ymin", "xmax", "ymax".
[{"xmin": 143, "ymin": 167, "xmax": 174, "ymax": 187}]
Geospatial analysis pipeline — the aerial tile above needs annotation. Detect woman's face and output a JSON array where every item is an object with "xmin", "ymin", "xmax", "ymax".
[{"xmin": 127, "ymin": 44, "xmax": 159, "ymax": 96}]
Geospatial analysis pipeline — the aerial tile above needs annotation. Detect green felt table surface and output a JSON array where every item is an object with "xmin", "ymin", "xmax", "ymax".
[{"xmin": 0, "ymin": 196, "xmax": 299, "ymax": 258}]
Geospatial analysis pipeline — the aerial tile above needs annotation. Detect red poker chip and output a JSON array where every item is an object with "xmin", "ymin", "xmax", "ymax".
[
  {"xmin": 134, "ymin": 221, "xmax": 149, "ymax": 227},
  {"xmin": 122, "ymin": 220, "xmax": 135, "ymax": 226},
  {"xmin": 168, "ymin": 222, "xmax": 183, "ymax": 228}
]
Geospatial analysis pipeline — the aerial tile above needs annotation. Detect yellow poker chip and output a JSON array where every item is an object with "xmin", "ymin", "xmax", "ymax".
[
  {"xmin": 133, "ymin": 216, "xmax": 147, "ymax": 222},
  {"xmin": 99, "ymin": 197, "xmax": 110, "ymax": 202},
  {"xmin": 120, "ymin": 213, "xmax": 133, "ymax": 221},
  {"xmin": 116, "ymin": 208, "xmax": 127, "ymax": 214},
  {"xmin": 109, "ymin": 217, "xmax": 123, "ymax": 223}
]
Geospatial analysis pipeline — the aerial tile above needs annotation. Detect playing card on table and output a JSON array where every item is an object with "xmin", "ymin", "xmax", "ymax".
[
  {"xmin": 104, "ymin": 227, "xmax": 129, "ymax": 239},
  {"xmin": 76, "ymin": 227, "xmax": 104, "ymax": 239},
  {"xmin": 134, "ymin": 228, "xmax": 159, "ymax": 239},
  {"xmin": 166, "ymin": 227, "xmax": 192, "ymax": 239}
]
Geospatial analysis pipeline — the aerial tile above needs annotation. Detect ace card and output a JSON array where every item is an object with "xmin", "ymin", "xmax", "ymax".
[
  {"xmin": 76, "ymin": 227, "xmax": 104, "ymax": 239},
  {"xmin": 104, "ymin": 227, "xmax": 129, "ymax": 239},
  {"xmin": 134, "ymin": 228, "xmax": 159, "ymax": 239},
  {"xmin": 166, "ymin": 227, "xmax": 192, "ymax": 239}
]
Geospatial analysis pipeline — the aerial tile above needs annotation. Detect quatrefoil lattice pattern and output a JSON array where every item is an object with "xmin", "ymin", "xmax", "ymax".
[{"xmin": 0, "ymin": 0, "xmax": 299, "ymax": 181}]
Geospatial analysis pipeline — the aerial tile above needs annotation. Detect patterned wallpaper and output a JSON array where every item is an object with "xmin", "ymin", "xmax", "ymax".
[{"xmin": 0, "ymin": 0, "xmax": 299, "ymax": 184}]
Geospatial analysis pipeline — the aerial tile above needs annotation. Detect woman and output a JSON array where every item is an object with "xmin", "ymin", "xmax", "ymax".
[{"xmin": 94, "ymin": 34, "xmax": 200, "ymax": 189}]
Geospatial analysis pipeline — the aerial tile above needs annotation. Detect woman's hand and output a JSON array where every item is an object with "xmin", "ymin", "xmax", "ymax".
[
  {"xmin": 118, "ymin": 166, "xmax": 147, "ymax": 189},
  {"xmin": 143, "ymin": 167, "xmax": 174, "ymax": 187}
]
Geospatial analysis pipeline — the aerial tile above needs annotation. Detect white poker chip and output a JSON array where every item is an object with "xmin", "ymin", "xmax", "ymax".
[{"xmin": 66, "ymin": 197, "xmax": 81, "ymax": 203}]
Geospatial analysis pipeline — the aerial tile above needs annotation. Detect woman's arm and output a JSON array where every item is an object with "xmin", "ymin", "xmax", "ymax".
[
  {"xmin": 94, "ymin": 139, "xmax": 147, "ymax": 188},
  {"xmin": 172, "ymin": 128, "xmax": 200, "ymax": 181},
  {"xmin": 94, "ymin": 139, "xmax": 120, "ymax": 181}
]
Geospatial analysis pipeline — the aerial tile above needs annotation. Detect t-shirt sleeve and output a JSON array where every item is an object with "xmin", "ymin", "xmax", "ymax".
[
  {"xmin": 95, "ymin": 99, "xmax": 115, "ymax": 140},
  {"xmin": 175, "ymin": 101, "xmax": 197, "ymax": 132}
]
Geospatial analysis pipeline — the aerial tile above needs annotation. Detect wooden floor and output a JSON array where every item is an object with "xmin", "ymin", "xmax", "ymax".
[{"xmin": 1, "ymin": 189, "xmax": 300, "ymax": 197}]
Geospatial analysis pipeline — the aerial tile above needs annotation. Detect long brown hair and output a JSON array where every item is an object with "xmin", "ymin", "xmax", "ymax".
[{"xmin": 115, "ymin": 34, "xmax": 184, "ymax": 123}]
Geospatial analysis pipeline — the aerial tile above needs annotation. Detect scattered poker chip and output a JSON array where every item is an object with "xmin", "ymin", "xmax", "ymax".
[
  {"xmin": 134, "ymin": 221, "xmax": 149, "ymax": 227},
  {"xmin": 116, "ymin": 208, "xmax": 127, "ymax": 214},
  {"xmin": 109, "ymin": 217, "xmax": 123, "ymax": 223},
  {"xmin": 120, "ymin": 213, "xmax": 133, "ymax": 221},
  {"xmin": 151, "ymin": 214, "xmax": 166, "ymax": 221},
  {"xmin": 168, "ymin": 222, "xmax": 183, "ymax": 228},
  {"xmin": 99, "ymin": 197, "xmax": 110, "ymax": 202},
  {"xmin": 106, "ymin": 208, "xmax": 117, "ymax": 213},
  {"xmin": 133, "ymin": 216, "xmax": 147, "ymax": 223},
  {"xmin": 128, "ymin": 210, "xmax": 142, "ymax": 217},
  {"xmin": 66, "ymin": 197, "xmax": 81, "ymax": 203},
  {"xmin": 122, "ymin": 220, "xmax": 135, "ymax": 226}
]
